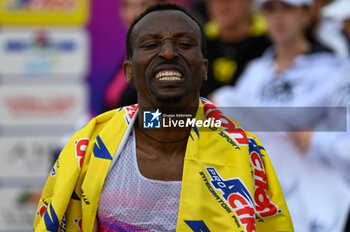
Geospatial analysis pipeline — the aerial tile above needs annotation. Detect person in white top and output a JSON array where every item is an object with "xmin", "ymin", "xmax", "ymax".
[{"xmin": 214, "ymin": 0, "xmax": 350, "ymax": 231}]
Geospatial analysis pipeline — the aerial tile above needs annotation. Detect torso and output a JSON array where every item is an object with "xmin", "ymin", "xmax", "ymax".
[
  {"xmin": 97, "ymin": 130, "xmax": 182, "ymax": 232},
  {"xmin": 134, "ymin": 127, "xmax": 187, "ymax": 181}
]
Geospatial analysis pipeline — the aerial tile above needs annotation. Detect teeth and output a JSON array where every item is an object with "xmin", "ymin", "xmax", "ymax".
[
  {"xmin": 155, "ymin": 71, "xmax": 182, "ymax": 80},
  {"xmin": 158, "ymin": 76, "xmax": 181, "ymax": 80}
]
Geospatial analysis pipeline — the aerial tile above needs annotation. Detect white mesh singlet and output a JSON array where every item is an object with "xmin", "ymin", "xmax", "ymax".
[{"xmin": 97, "ymin": 130, "xmax": 182, "ymax": 232}]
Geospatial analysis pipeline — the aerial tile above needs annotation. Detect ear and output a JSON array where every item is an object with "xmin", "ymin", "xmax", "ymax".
[
  {"xmin": 202, "ymin": 59, "xmax": 208, "ymax": 81},
  {"xmin": 123, "ymin": 61, "xmax": 133, "ymax": 83}
]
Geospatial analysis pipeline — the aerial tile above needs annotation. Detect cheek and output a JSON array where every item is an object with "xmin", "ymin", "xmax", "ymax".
[
  {"xmin": 188, "ymin": 58, "xmax": 206, "ymax": 87},
  {"xmin": 287, "ymin": 17, "xmax": 306, "ymax": 36},
  {"xmin": 130, "ymin": 57, "xmax": 146, "ymax": 84}
]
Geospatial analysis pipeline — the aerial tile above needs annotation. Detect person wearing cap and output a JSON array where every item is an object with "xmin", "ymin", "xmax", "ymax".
[{"xmin": 213, "ymin": 0, "xmax": 350, "ymax": 231}]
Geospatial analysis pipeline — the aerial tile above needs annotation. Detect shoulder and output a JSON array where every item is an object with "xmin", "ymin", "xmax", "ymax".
[
  {"xmin": 303, "ymin": 44, "xmax": 343, "ymax": 67},
  {"xmin": 75, "ymin": 105, "xmax": 137, "ymax": 139}
]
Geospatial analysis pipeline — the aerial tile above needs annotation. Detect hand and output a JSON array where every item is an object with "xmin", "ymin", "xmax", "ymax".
[{"xmin": 288, "ymin": 131, "xmax": 314, "ymax": 154}]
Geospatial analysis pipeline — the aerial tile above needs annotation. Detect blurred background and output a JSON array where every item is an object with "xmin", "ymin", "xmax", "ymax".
[{"xmin": 0, "ymin": 0, "xmax": 349, "ymax": 231}]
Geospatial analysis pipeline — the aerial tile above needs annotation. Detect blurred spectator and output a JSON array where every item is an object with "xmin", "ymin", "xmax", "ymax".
[
  {"xmin": 198, "ymin": 0, "xmax": 270, "ymax": 98},
  {"xmin": 289, "ymin": 73, "xmax": 350, "ymax": 232},
  {"xmin": 317, "ymin": 0, "xmax": 350, "ymax": 57},
  {"xmin": 289, "ymin": 63, "xmax": 350, "ymax": 185},
  {"xmin": 104, "ymin": 0, "xmax": 164, "ymax": 111},
  {"xmin": 213, "ymin": 0, "xmax": 350, "ymax": 231}
]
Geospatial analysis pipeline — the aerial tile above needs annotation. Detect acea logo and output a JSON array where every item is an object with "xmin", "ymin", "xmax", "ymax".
[
  {"xmin": 206, "ymin": 167, "xmax": 256, "ymax": 232},
  {"xmin": 143, "ymin": 109, "xmax": 161, "ymax": 129},
  {"xmin": 5, "ymin": 31, "xmax": 75, "ymax": 53}
]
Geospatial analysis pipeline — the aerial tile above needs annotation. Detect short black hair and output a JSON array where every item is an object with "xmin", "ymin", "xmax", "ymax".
[{"xmin": 126, "ymin": 3, "xmax": 206, "ymax": 60}]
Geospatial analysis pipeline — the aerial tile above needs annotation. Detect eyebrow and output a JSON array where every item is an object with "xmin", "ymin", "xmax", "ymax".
[{"xmin": 138, "ymin": 32, "xmax": 198, "ymax": 42}]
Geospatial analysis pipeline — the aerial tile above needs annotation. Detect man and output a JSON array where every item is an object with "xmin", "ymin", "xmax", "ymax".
[{"xmin": 33, "ymin": 4, "xmax": 293, "ymax": 231}]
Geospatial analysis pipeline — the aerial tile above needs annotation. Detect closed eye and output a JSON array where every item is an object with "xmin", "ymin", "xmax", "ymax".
[
  {"xmin": 142, "ymin": 43, "xmax": 158, "ymax": 49},
  {"xmin": 177, "ymin": 42, "xmax": 192, "ymax": 49}
]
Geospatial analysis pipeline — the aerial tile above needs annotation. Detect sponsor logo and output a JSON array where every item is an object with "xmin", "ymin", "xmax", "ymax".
[
  {"xmin": 206, "ymin": 167, "xmax": 255, "ymax": 232},
  {"xmin": 75, "ymin": 138, "xmax": 88, "ymax": 169},
  {"xmin": 0, "ymin": 30, "xmax": 87, "ymax": 76},
  {"xmin": 0, "ymin": 0, "xmax": 88, "ymax": 25},
  {"xmin": 5, "ymin": 36, "xmax": 75, "ymax": 53},
  {"xmin": 142, "ymin": 109, "xmax": 221, "ymax": 129},
  {"xmin": 37, "ymin": 204, "xmax": 47, "ymax": 218},
  {"xmin": 5, "ymin": 96, "xmax": 76, "ymax": 115},
  {"xmin": 248, "ymin": 138, "xmax": 280, "ymax": 217},
  {"xmin": 201, "ymin": 99, "xmax": 248, "ymax": 145},
  {"xmin": 0, "ymin": 85, "xmax": 87, "ymax": 125},
  {"xmin": 6, "ymin": 0, "xmax": 78, "ymax": 11}
]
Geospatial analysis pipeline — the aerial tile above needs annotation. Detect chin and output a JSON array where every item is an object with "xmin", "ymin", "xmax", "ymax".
[
  {"xmin": 151, "ymin": 88, "xmax": 189, "ymax": 104},
  {"xmin": 155, "ymin": 94, "xmax": 184, "ymax": 104}
]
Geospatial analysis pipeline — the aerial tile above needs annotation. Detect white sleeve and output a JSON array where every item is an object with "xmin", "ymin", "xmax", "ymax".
[
  {"xmin": 309, "ymin": 131, "xmax": 350, "ymax": 164},
  {"xmin": 308, "ymin": 130, "xmax": 350, "ymax": 183},
  {"xmin": 308, "ymin": 76, "xmax": 350, "ymax": 184}
]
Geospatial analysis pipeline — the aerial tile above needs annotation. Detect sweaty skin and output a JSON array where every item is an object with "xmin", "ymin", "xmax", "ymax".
[{"xmin": 123, "ymin": 10, "xmax": 208, "ymax": 181}]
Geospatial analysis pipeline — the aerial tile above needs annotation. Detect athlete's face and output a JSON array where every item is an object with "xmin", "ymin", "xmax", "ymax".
[{"xmin": 124, "ymin": 10, "xmax": 208, "ymax": 107}]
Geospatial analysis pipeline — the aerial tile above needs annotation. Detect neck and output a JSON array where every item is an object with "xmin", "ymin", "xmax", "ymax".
[
  {"xmin": 135, "ymin": 98, "xmax": 199, "ymax": 145},
  {"xmin": 274, "ymin": 36, "xmax": 310, "ymax": 73},
  {"xmin": 219, "ymin": 18, "xmax": 251, "ymax": 43}
]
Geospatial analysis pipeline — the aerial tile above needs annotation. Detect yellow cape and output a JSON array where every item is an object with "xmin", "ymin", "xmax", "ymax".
[{"xmin": 34, "ymin": 99, "xmax": 294, "ymax": 231}]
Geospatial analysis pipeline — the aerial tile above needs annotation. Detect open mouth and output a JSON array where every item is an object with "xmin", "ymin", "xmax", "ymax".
[{"xmin": 155, "ymin": 70, "xmax": 182, "ymax": 81}]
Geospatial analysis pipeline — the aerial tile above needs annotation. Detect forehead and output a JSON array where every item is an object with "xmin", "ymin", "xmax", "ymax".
[{"xmin": 132, "ymin": 10, "xmax": 201, "ymax": 40}]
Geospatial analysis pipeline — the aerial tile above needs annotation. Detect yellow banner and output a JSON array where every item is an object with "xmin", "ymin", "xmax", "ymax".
[{"xmin": 0, "ymin": 0, "xmax": 89, "ymax": 25}]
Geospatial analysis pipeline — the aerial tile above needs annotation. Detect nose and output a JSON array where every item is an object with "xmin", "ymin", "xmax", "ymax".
[{"xmin": 159, "ymin": 40, "xmax": 178, "ymax": 60}]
